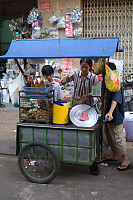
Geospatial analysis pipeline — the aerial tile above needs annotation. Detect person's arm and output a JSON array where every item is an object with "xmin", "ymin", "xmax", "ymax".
[
  {"xmin": 57, "ymin": 83, "xmax": 64, "ymax": 100},
  {"xmin": 105, "ymin": 100, "xmax": 117, "ymax": 121},
  {"xmin": 61, "ymin": 69, "xmax": 76, "ymax": 85},
  {"xmin": 61, "ymin": 76, "xmax": 71, "ymax": 85}
]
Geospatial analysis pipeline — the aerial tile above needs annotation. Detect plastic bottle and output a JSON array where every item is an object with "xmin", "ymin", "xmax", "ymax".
[
  {"xmin": 35, "ymin": 79, "xmax": 39, "ymax": 87},
  {"xmin": 101, "ymin": 162, "xmax": 108, "ymax": 167},
  {"xmin": 26, "ymin": 76, "xmax": 31, "ymax": 87},
  {"xmin": 40, "ymin": 79, "xmax": 44, "ymax": 87},
  {"xmin": 30, "ymin": 78, "xmax": 35, "ymax": 87}
]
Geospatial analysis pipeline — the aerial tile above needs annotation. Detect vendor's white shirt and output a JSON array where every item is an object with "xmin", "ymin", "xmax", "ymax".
[{"xmin": 52, "ymin": 81, "xmax": 64, "ymax": 101}]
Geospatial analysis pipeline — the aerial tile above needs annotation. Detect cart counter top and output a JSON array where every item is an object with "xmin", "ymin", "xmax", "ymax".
[{"xmin": 16, "ymin": 122, "xmax": 100, "ymax": 131}]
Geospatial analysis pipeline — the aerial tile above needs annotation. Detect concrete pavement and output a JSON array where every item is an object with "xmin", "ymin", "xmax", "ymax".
[
  {"xmin": 0, "ymin": 150, "xmax": 133, "ymax": 200},
  {"xmin": 0, "ymin": 103, "xmax": 133, "ymax": 200}
]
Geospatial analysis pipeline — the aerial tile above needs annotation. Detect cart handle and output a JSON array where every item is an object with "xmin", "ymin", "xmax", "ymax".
[
  {"xmin": 93, "ymin": 116, "xmax": 109, "ymax": 133},
  {"xmin": 104, "ymin": 116, "xmax": 109, "ymax": 123}
]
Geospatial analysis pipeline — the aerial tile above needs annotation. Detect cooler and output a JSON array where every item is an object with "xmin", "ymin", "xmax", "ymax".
[
  {"xmin": 53, "ymin": 101, "xmax": 69, "ymax": 125},
  {"xmin": 123, "ymin": 111, "xmax": 133, "ymax": 141}
]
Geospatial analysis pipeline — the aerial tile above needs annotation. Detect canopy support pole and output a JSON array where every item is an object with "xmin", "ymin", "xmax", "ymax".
[
  {"xmin": 14, "ymin": 59, "xmax": 25, "ymax": 76},
  {"xmin": 24, "ymin": 59, "xmax": 27, "ymax": 70},
  {"xmin": 99, "ymin": 59, "xmax": 107, "ymax": 159},
  {"xmin": 101, "ymin": 60, "xmax": 106, "ymax": 121}
]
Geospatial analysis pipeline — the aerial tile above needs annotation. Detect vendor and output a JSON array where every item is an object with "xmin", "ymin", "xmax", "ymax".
[
  {"xmin": 42, "ymin": 65, "xmax": 64, "ymax": 101},
  {"xmin": 61, "ymin": 58, "xmax": 98, "ymax": 106}
]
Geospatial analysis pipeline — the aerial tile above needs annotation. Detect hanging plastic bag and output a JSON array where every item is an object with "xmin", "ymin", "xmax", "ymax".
[
  {"xmin": 57, "ymin": 16, "xmax": 65, "ymax": 28},
  {"xmin": 9, "ymin": 72, "xmax": 26, "ymax": 106},
  {"xmin": 49, "ymin": 15, "xmax": 57, "ymax": 24},
  {"xmin": 65, "ymin": 14, "xmax": 73, "ymax": 38},
  {"xmin": 73, "ymin": 27, "xmax": 83, "ymax": 37},
  {"xmin": 105, "ymin": 64, "xmax": 121, "ymax": 92},
  {"xmin": 93, "ymin": 58, "xmax": 104, "ymax": 75}
]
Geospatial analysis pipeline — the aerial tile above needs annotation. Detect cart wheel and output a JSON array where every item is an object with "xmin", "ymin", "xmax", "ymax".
[
  {"xmin": 89, "ymin": 161, "xmax": 101, "ymax": 176},
  {"xmin": 18, "ymin": 142, "xmax": 60, "ymax": 184}
]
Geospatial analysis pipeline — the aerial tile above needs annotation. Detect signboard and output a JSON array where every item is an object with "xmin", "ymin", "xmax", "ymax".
[{"xmin": 40, "ymin": 2, "xmax": 50, "ymax": 9}]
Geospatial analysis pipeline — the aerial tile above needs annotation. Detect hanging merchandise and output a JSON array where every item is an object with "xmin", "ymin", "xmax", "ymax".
[
  {"xmin": 49, "ymin": 9, "xmax": 57, "ymax": 24},
  {"xmin": 60, "ymin": 59, "xmax": 73, "ymax": 99},
  {"xmin": 49, "ymin": 15, "xmax": 58, "ymax": 24},
  {"xmin": 40, "ymin": 27, "xmax": 49, "ymax": 38},
  {"xmin": 65, "ymin": 14, "xmax": 73, "ymax": 38},
  {"xmin": 73, "ymin": 27, "xmax": 83, "ymax": 37},
  {"xmin": 27, "ymin": 7, "xmax": 43, "ymax": 39},
  {"xmin": 32, "ymin": 29, "xmax": 41, "ymax": 39},
  {"xmin": 70, "ymin": 9, "xmax": 82, "ymax": 24},
  {"xmin": 57, "ymin": 8, "xmax": 65, "ymax": 29},
  {"xmin": 60, "ymin": 58, "xmax": 73, "ymax": 79},
  {"xmin": 45, "ymin": 59, "xmax": 54, "ymax": 66},
  {"xmin": 105, "ymin": 64, "xmax": 121, "ymax": 92},
  {"xmin": 50, "ymin": 28, "xmax": 58, "ymax": 39},
  {"xmin": 9, "ymin": 18, "xmax": 31, "ymax": 39},
  {"xmin": 57, "ymin": 16, "xmax": 65, "ymax": 28},
  {"xmin": 27, "ymin": 7, "xmax": 40, "ymax": 24},
  {"xmin": 9, "ymin": 19, "xmax": 17, "ymax": 32},
  {"xmin": 93, "ymin": 58, "xmax": 104, "ymax": 75}
]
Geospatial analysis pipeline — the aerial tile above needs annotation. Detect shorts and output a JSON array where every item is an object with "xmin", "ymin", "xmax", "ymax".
[{"xmin": 105, "ymin": 122, "xmax": 126, "ymax": 156}]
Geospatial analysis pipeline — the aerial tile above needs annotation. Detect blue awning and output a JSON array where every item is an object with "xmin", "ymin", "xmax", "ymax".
[{"xmin": 0, "ymin": 38, "xmax": 123, "ymax": 59}]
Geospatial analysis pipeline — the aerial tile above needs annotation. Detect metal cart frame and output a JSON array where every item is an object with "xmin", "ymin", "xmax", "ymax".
[{"xmin": 0, "ymin": 38, "xmax": 123, "ymax": 183}]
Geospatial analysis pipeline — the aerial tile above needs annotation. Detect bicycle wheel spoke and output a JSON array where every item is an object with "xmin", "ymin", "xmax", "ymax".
[
  {"xmin": 18, "ymin": 143, "xmax": 60, "ymax": 183},
  {"xmin": 21, "ymin": 145, "xmax": 55, "ymax": 180}
]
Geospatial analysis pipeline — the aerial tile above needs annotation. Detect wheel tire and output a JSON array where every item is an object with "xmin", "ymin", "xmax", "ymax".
[
  {"xmin": 89, "ymin": 161, "xmax": 101, "ymax": 176},
  {"xmin": 18, "ymin": 142, "xmax": 60, "ymax": 184}
]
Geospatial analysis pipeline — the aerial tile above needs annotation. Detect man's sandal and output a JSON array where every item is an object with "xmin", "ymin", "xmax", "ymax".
[
  {"xmin": 117, "ymin": 163, "xmax": 133, "ymax": 171},
  {"xmin": 0, "ymin": 104, "xmax": 5, "ymax": 108}
]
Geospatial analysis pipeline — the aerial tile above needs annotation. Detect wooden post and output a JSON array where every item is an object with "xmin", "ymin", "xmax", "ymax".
[
  {"xmin": 24, "ymin": 59, "xmax": 27, "ymax": 70},
  {"xmin": 99, "ymin": 59, "xmax": 107, "ymax": 158},
  {"xmin": 101, "ymin": 60, "xmax": 106, "ymax": 121}
]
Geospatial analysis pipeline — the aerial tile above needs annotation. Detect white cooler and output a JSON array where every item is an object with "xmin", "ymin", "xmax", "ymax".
[{"xmin": 123, "ymin": 111, "xmax": 133, "ymax": 141}]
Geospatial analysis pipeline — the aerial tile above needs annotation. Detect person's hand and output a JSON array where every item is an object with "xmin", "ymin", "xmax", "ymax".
[
  {"xmin": 81, "ymin": 93, "xmax": 92, "ymax": 103},
  {"xmin": 105, "ymin": 101, "xmax": 117, "ymax": 121},
  {"xmin": 61, "ymin": 77, "xmax": 70, "ymax": 85},
  {"xmin": 105, "ymin": 112, "xmax": 113, "ymax": 121},
  {"xmin": 81, "ymin": 95, "xmax": 87, "ymax": 103}
]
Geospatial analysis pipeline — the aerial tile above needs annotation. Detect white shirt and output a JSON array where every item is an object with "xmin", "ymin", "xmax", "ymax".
[{"xmin": 52, "ymin": 81, "xmax": 64, "ymax": 101}]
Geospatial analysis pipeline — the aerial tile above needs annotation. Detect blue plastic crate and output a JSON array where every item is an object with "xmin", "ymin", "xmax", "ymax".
[{"xmin": 23, "ymin": 85, "xmax": 54, "ymax": 97}]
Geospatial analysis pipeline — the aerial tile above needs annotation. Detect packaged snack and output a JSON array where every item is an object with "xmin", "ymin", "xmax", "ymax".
[
  {"xmin": 65, "ymin": 14, "xmax": 73, "ymax": 38},
  {"xmin": 73, "ymin": 27, "xmax": 83, "ymax": 37},
  {"xmin": 49, "ymin": 15, "xmax": 57, "ymax": 24},
  {"xmin": 57, "ymin": 16, "xmax": 65, "ymax": 28},
  {"xmin": 70, "ymin": 9, "xmax": 82, "ymax": 24},
  {"xmin": 50, "ymin": 28, "xmax": 58, "ymax": 39}
]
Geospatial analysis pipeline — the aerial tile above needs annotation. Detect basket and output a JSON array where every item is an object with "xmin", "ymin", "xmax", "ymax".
[{"xmin": 23, "ymin": 85, "xmax": 54, "ymax": 97}]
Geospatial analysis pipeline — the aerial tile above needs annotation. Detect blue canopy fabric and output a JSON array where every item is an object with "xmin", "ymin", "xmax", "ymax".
[{"xmin": 0, "ymin": 38, "xmax": 123, "ymax": 59}]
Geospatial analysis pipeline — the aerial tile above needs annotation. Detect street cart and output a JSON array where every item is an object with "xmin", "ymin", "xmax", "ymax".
[{"xmin": 0, "ymin": 38, "xmax": 123, "ymax": 183}]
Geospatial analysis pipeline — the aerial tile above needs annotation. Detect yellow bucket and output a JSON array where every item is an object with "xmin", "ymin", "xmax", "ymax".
[{"xmin": 53, "ymin": 101, "xmax": 69, "ymax": 125}]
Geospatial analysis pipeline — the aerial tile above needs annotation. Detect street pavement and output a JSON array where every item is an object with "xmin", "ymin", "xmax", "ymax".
[{"xmin": 0, "ymin": 103, "xmax": 133, "ymax": 200}]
